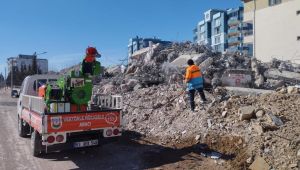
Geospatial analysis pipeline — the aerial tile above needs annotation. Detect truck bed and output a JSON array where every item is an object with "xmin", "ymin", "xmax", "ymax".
[{"xmin": 20, "ymin": 94, "xmax": 122, "ymax": 134}]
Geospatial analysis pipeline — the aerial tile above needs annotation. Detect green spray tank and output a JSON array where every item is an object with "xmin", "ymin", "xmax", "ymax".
[{"xmin": 45, "ymin": 60, "xmax": 101, "ymax": 106}]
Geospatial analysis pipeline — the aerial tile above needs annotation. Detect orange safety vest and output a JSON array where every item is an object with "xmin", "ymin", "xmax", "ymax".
[{"xmin": 185, "ymin": 65, "xmax": 202, "ymax": 82}]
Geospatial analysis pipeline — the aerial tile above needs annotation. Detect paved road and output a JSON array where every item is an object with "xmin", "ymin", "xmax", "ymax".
[{"xmin": 0, "ymin": 89, "xmax": 220, "ymax": 170}]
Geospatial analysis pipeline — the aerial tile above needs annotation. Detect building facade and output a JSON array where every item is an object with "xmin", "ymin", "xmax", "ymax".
[
  {"xmin": 128, "ymin": 36, "xmax": 172, "ymax": 57},
  {"xmin": 242, "ymin": 0, "xmax": 300, "ymax": 63},
  {"xmin": 194, "ymin": 7, "xmax": 253, "ymax": 55},
  {"xmin": 7, "ymin": 55, "xmax": 48, "ymax": 74},
  {"xmin": 193, "ymin": 9, "xmax": 226, "ymax": 48}
]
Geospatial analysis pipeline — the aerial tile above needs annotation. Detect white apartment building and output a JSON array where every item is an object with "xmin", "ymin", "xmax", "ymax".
[
  {"xmin": 7, "ymin": 55, "xmax": 48, "ymax": 74},
  {"xmin": 242, "ymin": 0, "xmax": 300, "ymax": 63}
]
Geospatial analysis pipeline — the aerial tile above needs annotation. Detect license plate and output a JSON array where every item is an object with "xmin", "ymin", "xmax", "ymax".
[{"xmin": 73, "ymin": 140, "xmax": 98, "ymax": 148}]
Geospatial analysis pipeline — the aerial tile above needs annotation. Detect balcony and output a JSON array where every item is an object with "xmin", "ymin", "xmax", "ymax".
[
  {"xmin": 228, "ymin": 37, "xmax": 242, "ymax": 46},
  {"xmin": 228, "ymin": 27, "xmax": 241, "ymax": 36},
  {"xmin": 227, "ymin": 46, "xmax": 239, "ymax": 52},
  {"xmin": 193, "ymin": 36, "xmax": 198, "ymax": 42},
  {"xmin": 228, "ymin": 18, "xmax": 240, "ymax": 26},
  {"xmin": 193, "ymin": 28, "xmax": 197, "ymax": 34}
]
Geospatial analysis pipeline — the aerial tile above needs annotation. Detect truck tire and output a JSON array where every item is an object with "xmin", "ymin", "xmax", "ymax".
[
  {"xmin": 31, "ymin": 130, "xmax": 43, "ymax": 157},
  {"xmin": 18, "ymin": 116, "xmax": 29, "ymax": 137}
]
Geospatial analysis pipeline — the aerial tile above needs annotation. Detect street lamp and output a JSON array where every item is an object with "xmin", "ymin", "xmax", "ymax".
[{"xmin": 33, "ymin": 52, "xmax": 47, "ymax": 74}]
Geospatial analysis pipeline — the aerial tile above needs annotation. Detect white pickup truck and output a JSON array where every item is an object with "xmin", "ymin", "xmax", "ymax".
[{"xmin": 17, "ymin": 74, "xmax": 123, "ymax": 156}]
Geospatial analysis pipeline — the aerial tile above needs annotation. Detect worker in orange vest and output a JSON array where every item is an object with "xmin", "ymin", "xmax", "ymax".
[{"xmin": 185, "ymin": 59, "xmax": 207, "ymax": 111}]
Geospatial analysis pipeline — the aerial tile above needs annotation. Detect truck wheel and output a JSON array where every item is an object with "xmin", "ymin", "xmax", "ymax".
[
  {"xmin": 31, "ymin": 130, "xmax": 43, "ymax": 157},
  {"xmin": 18, "ymin": 116, "xmax": 29, "ymax": 137}
]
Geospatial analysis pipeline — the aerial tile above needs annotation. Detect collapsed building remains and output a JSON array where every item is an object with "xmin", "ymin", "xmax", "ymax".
[{"xmin": 91, "ymin": 42, "xmax": 300, "ymax": 169}]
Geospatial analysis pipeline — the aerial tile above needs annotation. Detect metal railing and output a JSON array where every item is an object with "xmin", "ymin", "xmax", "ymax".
[
  {"xmin": 94, "ymin": 94, "xmax": 123, "ymax": 110},
  {"xmin": 21, "ymin": 95, "xmax": 45, "ymax": 114}
]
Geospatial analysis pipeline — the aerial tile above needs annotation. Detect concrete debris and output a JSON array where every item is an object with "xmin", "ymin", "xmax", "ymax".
[
  {"xmin": 271, "ymin": 58, "xmax": 300, "ymax": 73},
  {"xmin": 252, "ymin": 123, "xmax": 264, "ymax": 135},
  {"xmin": 225, "ymin": 87, "xmax": 274, "ymax": 96},
  {"xmin": 265, "ymin": 111, "xmax": 284, "ymax": 126},
  {"xmin": 289, "ymin": 163, "xmax": 298, "ymax": 168},
  {"xmin": 246, "ymin": 156, "xmax": 253, "ymax": 164},
  {"xmin": 255, "ymin": 110, "xmax": 265, "ymax": 118},
  {"xmin": 239, "ymin": 106, "xmax": 255, "ymax": 121},
  {"xmin": 221, "ymin": 111, "xmax": 227, "ymax": 117},
  {"xmin": 91, "ymin": 41, "xmax": 300, "ymax": 169},
  {"xmin": 264, "ymin": 69, "xmax": 300, "ymax": 84},
  {"xmin": 287, "ymin": 86, "xmax": 300, "ymax": 94},
  {"xmin": 249, "ymin": 156, "xmax": 270, "ymax": 170}
]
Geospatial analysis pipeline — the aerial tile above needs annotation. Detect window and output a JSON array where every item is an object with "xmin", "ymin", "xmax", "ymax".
[
  {"xmin": 214, "ymin": 26, "xmax": 221, "ymax": 34},
  {"xmin": 269, "ymin": 0, "xmax": 281, "ymax": 6},
  {"xmin": 215, "ymin": 44, "xmax": 222, "ymax": 52},
  {"xmin": 297, "ymin": 36, "xmax": 300, "ymax": 41},
  {"xmin": 215, "ymin": 18, "xmax": 221, "ymax": 27},
  {"xmin": 205, "ymin": 14, "xmax": 210, "ymax": 20},
  {"xmin": 297, "ymin": 10, "xmax": 300, "ymax": 15},
  {"xmin": 200, "ymin": 33, "xmax": 205, "ymax": 41},
  {"xmin": 215, "ymin": 36, "xmax": 221, "ymax": 44},
  {"xmin": 200, "ymin": 25, "xmax": 205, "ymax": 32}
]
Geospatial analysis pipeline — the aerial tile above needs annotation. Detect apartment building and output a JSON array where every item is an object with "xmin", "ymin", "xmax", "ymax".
[
  {"xmin": 211, "ymin": 10, "xmax": 227, "ymax": 52},
  {"xmin": 7, "ymin": 55, "xmax": 48, "ymax": 74},
  {"xmin": 242, "ymin": 0, "xmax": 300, "ymax": 63},
  {"xmin": 227, "ymin": 7, "xmax": 253, "ymax": 56},
  {"xmin": 193, "ymin": 9, "xmax": 225, "ymax": 49},
  {"xmin": 194, "ymin": 7, "xmax": 253, "ymax": 55}
]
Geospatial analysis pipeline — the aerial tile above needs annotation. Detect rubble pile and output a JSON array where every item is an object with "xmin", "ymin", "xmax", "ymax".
[
  {"xmin": 98, "ymin": 42, "xmax": 300, "ymax": 95},
  {"xmin": 96, "ymin": 42, "xmax": 218, "ymax": 93},
  {"xmin": 120, "ymin": 85, "xmax": 299, "ymax": 169},
  {"xmin": 91, "ymin": 42, "xmax": 300, "ymax": 169}
]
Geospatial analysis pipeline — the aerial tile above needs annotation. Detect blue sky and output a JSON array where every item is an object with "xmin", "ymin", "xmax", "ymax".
[{"xmin": 0, "ymin": 0, "xmax": 241, "ymax": 76}]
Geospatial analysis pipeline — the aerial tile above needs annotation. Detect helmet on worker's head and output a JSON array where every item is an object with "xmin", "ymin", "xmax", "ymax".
[
  {"xmin": 187, "ymin": 59, "xmax": 194, "ymax": 66},
  {"xmin": 86, "ymin": 47, "xmax": 101, "ymax": 58}
]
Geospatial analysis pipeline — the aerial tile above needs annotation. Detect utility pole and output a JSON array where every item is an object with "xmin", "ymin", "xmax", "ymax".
[
  {"xmin": 10, "ymin": 60, "xmax": 13, "ymax": 90},
  {"xmin": 4, "ymin": 67, "xmax": 6, "ymax": 90}
]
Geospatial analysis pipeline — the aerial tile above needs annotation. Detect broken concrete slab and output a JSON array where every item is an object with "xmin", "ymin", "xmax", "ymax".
[
  {"xmin": 252, "ymin": 123, "xmax": 264, "ymax": 135},
  {"xmin": 106, "ymin": 65, "xmax": 122, "ymax": 75},
  {"xmin": 249, "ymin": 156, "xmax": 270, "ymax": 170},
  {"xmin": 264, "ymin": 79, "xmax": 284, "ymax": 90},
  {"xmin": 199, "ymin": 57, "xmax": 214, "ymax": 73},
  {"xmin": 171, "ymin": 53, "xmax": 207, "ymax": 68},
  {"xmin": 239, "ymin": 106, "xmax": 255, "ymax": 121},
  {"xmin": 225, "ymin": 87, "xmax": 274, "ymax": 96},
  {"xmin": 287, "ymin": 86, "xmax": 300, "ymax": 94},
  {"xmin": 127, "ymin": 79, "xmax": 139, "ymax": 89},
  {"xmin": 264, "ymin": 69, "xmax": 300, "ymax": 83}
]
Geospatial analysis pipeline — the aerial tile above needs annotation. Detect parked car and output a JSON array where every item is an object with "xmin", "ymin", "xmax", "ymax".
[{"xmin": 11, "ymin": 89, "xmax": 19, "ymax": 98}]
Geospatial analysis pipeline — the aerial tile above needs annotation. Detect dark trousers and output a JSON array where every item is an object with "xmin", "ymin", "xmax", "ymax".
[{"xmin": 188, "ymin": 88, "xmax": 207, "ymax": 111}]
